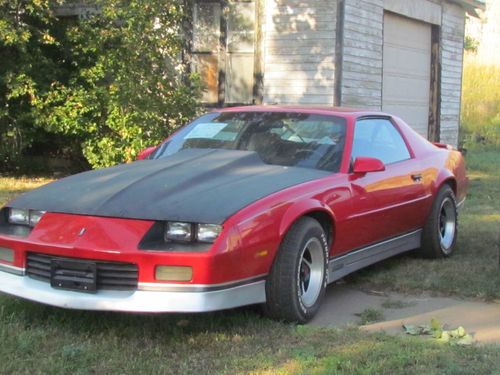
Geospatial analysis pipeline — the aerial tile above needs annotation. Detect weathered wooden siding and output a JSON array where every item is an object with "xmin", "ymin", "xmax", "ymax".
[
  {"xmin": 263, "ymin": 0, "xmax": 337, "ymax": 105},
  {"xmin": 339, "ymin": 0, "xmax": 384, "ymax": 110},
  {"xmin": 439, "ymin": 2, "xmax": 465, "ymax": 146}
]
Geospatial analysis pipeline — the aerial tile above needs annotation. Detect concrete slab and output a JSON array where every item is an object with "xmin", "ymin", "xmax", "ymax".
[{"xmin": 311, "ymin": 283, "xmax": 500, "ymax": 345}]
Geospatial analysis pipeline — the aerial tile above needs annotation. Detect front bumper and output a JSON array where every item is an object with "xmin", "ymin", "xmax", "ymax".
[
  {"xmin": 0, "ymin": 212, "xmax": 271, "ymax": 312},
  {"xmin": 0, "ymin": 269, "xmax": 266, "ymax": 313}
]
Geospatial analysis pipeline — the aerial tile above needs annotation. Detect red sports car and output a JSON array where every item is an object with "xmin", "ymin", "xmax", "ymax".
[{"xmin": 0, "ymin": 106, "xmax": 468, "ymax": 322}]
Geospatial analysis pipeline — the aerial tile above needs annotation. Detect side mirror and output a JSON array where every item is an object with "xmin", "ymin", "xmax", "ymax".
[
  {"xmin": 137, "ymin": 146, "xmax": 157, "ymax": 160},
  {"xmin": 352, "ymin": 157, "xmax": 385, "ymax": 174}
]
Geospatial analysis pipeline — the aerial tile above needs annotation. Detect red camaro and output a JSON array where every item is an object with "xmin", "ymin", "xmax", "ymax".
[{"xmin": 0, "ymin": 106, "xmax": 467, "ymax": 322}]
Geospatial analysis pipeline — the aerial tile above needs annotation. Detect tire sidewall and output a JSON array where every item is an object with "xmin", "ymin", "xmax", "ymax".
[
  {"xmin": 425, "ymin": 186, "xmax": 458, "ymax": 258},
  {"xmin": 436, "ymin": 189, "xmax": 458, "ymax": 256},
  {"xmin": 292, "ymin": 222, "xmax": 329, "ymax": 321}
]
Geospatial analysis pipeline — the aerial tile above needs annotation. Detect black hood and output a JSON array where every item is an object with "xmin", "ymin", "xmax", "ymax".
[{"xmin": 8, "ymin": 149, "xmax": 329, "ymax": 224}]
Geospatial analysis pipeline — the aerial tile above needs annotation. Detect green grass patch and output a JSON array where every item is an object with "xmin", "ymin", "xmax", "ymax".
[
  {"xmin": 0, "ymin": 300, "xmax": 499, "ymax": 374},
  {"xmin": 461, "ymin": 60, "xmax": 500, "ymax": 147},
  {"xmin": 381, "ymin": 299, "xmax": 416, "ymax": 309},
  {"xmin": 349, "ymin": 147, "xmax": 500, "ymax": 300},
  {"xmin": 355, "ymin": 308, "xmax": 385, "ymax": 325}
]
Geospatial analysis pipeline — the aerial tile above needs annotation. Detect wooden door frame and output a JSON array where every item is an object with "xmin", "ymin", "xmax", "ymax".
[{"xmin": 428, "ymin": 24, "xmax": 441, "ymax": 142}]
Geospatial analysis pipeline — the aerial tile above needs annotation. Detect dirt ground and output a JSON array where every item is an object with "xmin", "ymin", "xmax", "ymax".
[{"xmin": 311, "ymin": 283, "xmax": 500, "ymax": 345}]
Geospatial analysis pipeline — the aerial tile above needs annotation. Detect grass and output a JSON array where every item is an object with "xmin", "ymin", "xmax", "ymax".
[
  {"xmin": 461, "ymin": 58, "xmax": 500, "ymax": 147},
  {"xmin": 355, "ymin": 308, "xmax": 384, "ymax": 325},
  {"xmin": 0, "ymin": 176, "xmax": 53, "ymax": 206},
  {"xmin": 381, "ymin": 299, "xmax": 416, "ymax": 310},
  {"xmin": 0, "ymin": 300, "xmax": 499, "ymax": 375},
  {"xmin": 0, "ymin": 149, "xmax": 499, "ymax": 374},
  {"xmin": 348, "ymin": 146, "xmax": 500, "ymax": 300}
]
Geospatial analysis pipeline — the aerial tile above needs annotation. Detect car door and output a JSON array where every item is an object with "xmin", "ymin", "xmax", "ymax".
[{"xmin": 340, "ymin": 117, "xmax": 428, "ymax": 251}]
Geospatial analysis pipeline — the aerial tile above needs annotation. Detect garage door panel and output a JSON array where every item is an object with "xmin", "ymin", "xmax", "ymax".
[
  {"xmin": 382, "ymin": 12, "xmax": 431, "ymax": 136},
  {"xmin": 382, "ymin": 104, "xmax": 429, "ymax": 136},
  {"xmin": 383, "ymin": 12, "xmax": 432, "ymax": 49},
  {"xmin": 383, "ymin": 76, "xmax": 431, "ymax": 102},
  {"xmin": 384, "ymin": 46, "xmax": 431, "ymax": 76}
]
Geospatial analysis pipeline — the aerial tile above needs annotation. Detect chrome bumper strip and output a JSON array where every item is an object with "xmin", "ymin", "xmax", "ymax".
[
  {"xmin": 138, "ymin": 274, "xmax": 267, "ymax": 292},
  {"xmin": 0, "ymin": 271, "xmax": 266, "ymax": 313},
  {"xmin": 0, "ymin": 263, "xmax": 25, "ymax": 276}
]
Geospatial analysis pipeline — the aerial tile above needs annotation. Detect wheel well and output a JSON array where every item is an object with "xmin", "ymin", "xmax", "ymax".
[
  {"xmin": 442, "ymin": 178, "xmax": 457, "ymax": 195},
  {"xmin": 305, "ymin": 211, "xmax": 334, "ymax": 247}
]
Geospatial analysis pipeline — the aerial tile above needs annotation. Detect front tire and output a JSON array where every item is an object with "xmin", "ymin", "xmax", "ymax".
[
  {"xmin": 265, "ymin": 217, "xmax": 328, "ymax": 323},
  {"xmin": 419, "ymin": 185, "xmax": 458, "ymax": 258}
]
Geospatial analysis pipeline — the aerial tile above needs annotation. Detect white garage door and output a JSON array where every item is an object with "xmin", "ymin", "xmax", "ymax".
[{"xmin": 382, "ymin": 13, "xmax": 432, "ymax": 137}]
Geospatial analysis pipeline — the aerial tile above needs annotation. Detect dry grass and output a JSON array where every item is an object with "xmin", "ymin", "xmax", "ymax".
[
  {"xmin": 0, "ymin": 176, "xmax": 52, "ymax": 206},
  {"xmin": 461, "ymin": 59, "xmax": 500, "ymax": 146}
]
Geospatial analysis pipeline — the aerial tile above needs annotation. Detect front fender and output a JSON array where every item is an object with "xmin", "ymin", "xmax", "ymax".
[{"xmin": 279, "ymin": 199, "xmax": 336, "ymax": 238}]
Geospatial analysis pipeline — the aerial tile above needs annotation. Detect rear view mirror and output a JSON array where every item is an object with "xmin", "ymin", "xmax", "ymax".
[{"xmin": 352, "ymin": 157, "xmax": 385, "ymax": 174}]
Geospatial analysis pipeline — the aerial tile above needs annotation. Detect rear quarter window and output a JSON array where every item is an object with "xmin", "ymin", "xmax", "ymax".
[{"xmin": 352, "ymin": 118, "xmax": 411, "ymax": 164}]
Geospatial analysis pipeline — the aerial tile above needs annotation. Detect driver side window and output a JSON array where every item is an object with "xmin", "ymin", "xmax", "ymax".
[{"xmin": 352, "ymin": 118, "xmax": 411, "ymax": 165}]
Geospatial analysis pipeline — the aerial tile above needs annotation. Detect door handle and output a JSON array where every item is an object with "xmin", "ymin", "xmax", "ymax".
[{"xmin": 411, "ymin": 174, "xmax": 423, "ymax": 182}]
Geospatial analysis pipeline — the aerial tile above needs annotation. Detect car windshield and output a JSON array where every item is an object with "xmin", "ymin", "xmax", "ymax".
[{"xmin": 151, "ymin": 111, "xmax": 346, "ymax": 172}]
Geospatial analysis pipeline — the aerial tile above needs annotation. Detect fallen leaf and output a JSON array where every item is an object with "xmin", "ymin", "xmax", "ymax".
[
  {"xmin": 457, "ymin": 326, "xmax": 466, "ymax": 338},
  {"xmin": 431, "ymin": 318, "xmax": 441, "ymax": 331},
  {"xmin": 455, "ymin": 334, "xmax": 474, "ymax": 346},
  {"xmin": 433, "ymin": 329, "xmax": 443, "ymax": 339},
  {"xmin": 403, "ymin": 324, "xmax": 420, "ymax": 335},
  {"xmin": 437, "ymin": 331, "xmax": 450, "ymax": 343},
  {"xmin": 418, "ymin": 325, "xmax": 433, "ymax": 335}
]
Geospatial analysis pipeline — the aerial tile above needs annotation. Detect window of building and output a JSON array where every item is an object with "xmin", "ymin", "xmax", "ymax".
[{"xmin": 191, "ymin": 1, "xmax": 257, "ymax": 105}]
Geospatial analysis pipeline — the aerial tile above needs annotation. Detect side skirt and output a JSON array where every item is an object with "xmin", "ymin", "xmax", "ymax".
[{"xmin": 328, "ymin": 229, "xmax": 422, "ymax": 283}]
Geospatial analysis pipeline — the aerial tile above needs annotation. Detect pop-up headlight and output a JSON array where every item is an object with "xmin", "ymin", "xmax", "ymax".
[
  {"xmin": 197, "ymin": 224, "xmax": 222, "ymax": 243},
  {"xmin": 164, "ymin": 222, "xmax": 192, "ymax": 242},
  {"xmin": 8, "ymin": 208, "xmax": 46, "ymax": 227},
  {"xmin": 28, "ymin": 210, "xmax": 46, "ymax": 226},
  {"xmin": 8, "ymin": 209, "xmax": 29, "ymax": 225},
  {"xmin": 163, "ymin": 222, "xmax": 223, "ymax": 244}
]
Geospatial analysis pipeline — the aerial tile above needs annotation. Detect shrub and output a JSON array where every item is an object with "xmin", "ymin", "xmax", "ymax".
[
  {"xmin": 0, "ymin": 0, "xmax": 63, "ymax": 171},
  {"xmin": 1, "ymin": 0, "xmax": 202, "ymax": 170}
]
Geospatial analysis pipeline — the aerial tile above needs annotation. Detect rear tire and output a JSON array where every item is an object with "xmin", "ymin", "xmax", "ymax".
[
  {"xmin": 265, "ymin": 217, "xmax": 328, "ymax": 323},
  {"xmin": 419, "ymin": 185, "xmax": 458, "ymax": 258}
]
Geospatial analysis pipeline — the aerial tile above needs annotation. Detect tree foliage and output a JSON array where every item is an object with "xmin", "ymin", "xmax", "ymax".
[
  {"xmin": 0, "ymin": 0, "xmax": 61, "ymax": 170},
  {"xmin": 1, "ymin": 0, "xmax": 201, "ymax": 170}
]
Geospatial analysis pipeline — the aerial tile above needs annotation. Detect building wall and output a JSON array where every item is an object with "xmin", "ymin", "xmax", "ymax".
[
  {"xmin": 53, "ymin": 0, "xmax": 472, "ymax": 146},
  {"xmin": 465, "ymin": 0, "xmax": 500, "ymax": 65},
  {"xmin": 339, "ymin": 0, "xmax": 465, "ymax": 145},
  {"xmin": 339, "ymin": 0, "xmax": 384, "ymax": 110},
  {"xmin": 439, "ymin": 2, "xmax": 466, "ymax": 146},
  {"xmin": 262, "ymin": 0, "xmax": 337, "ymax": 105}
]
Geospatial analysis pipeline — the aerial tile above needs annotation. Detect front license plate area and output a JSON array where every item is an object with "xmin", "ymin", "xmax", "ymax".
[{"xmin": 51, "ymin": 259, "xmax": 97, "ymax": 293}]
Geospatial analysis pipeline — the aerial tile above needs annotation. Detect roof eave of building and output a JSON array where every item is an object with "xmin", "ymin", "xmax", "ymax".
[{"xmin": 450, "ymin": 0, "xmax": 486, "ymax": 18}]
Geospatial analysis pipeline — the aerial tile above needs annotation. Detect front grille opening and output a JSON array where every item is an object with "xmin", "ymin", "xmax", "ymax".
[{"xmin": 26, "ymin": 252, "xmax": 138, "ymax": 291}]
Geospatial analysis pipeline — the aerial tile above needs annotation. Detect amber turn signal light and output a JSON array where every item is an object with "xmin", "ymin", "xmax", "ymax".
[
  {"xmin": 155, "ymin": 266, "xmax": 193, "ymax": 282},
  {"xmin": 0, "ymin": 247, "xmax": 14, "ymax": 263}
]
